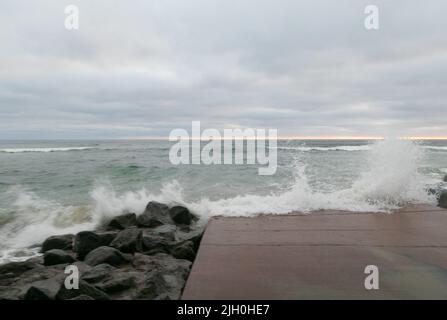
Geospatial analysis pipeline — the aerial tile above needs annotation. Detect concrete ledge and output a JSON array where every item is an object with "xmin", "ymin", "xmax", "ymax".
[{"xmin": 182, "ymin": 206, "xmax": 447, "ymax": 299}]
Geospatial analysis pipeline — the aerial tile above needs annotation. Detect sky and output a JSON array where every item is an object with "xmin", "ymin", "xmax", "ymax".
[{"xmin": 0, "ymin": 0, "xmax": 446, "ymax": 139}]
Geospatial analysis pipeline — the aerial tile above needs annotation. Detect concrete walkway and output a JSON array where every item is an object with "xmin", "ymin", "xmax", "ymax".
[{"xmin": 182, "ymin": 205, "xmax": 447, "ymax": 299}]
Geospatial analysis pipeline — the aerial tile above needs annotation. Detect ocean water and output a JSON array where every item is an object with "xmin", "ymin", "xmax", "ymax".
[{"xmin": 0, "ymin": 138, "xmax": 446, "ymax": 263}]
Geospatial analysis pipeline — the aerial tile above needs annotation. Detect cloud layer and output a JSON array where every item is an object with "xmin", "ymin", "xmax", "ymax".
[{"xmin": 1, "ymin": 0, "xmax": 446, "ymax": 139}]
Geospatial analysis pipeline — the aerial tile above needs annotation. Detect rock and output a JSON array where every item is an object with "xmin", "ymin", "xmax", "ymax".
[
  {"xmin": 69, "ymin": 294, "xmax": 94, "ymax": 300},
  {"xmin": 11, "ymin": 265, "xmax": 65, "ymax": 287},
  {"xmin": 41, "ymin": 234, "xmax": 74, "ymax": 252},
  {"xmin": 108, "ymin": 213, "xmax": 137, "ymax": 230},
  {"xmin": 74, "ymin": 231, "xmax": 117, "ymax": 259},
  {"xmin": 170, "ymin": 241, "xmax": 196, "ymax": 262},
  {"xmin": 137, "ymin": 201, "xmax": 172, "ymax": 228},
  {"xmin": 24, "ymin": 278, "xmax": 62, "ymax": 300},
  {"xmin": 56, "ymin": 280, "xmax": 109, "ymax": 300},
  {"xmin": 95, "ymin": 272, "xmax": 137, "ymax": 294},
  {"xmin": 0, "ymin": 260, "xmax": 40, "ymax": 279},
  {"xmin": 152, "ymin": 224, "xmax": 178, "ymax": 241},
  {"xmin": 439, "ymin": 191, "xmax": 447, "ymax": 209},
  {"xmin": 43, "ymin": 249, "xmax": 76, "ymax": 266},
  {"xmin": 132, "ymin": 253, "xmax": 191, "ymax": 276},
  {"xmin": 27, "ymin": 256, "xmax": 44, "ymax": 265},
  {"xmin": 169, "ymin": 206, "xmax": 197, "ymax": 226},
  {"xmin": 110, "ymin": 228, "xmax": 143, "ymax": 253},
  {"xmin": 0, "ymin": 286, "xmax": 22, "ymax": 300},
  {"xmin": 141, "ymin": 232, "xmax": 173, "ymax": 253},
  {"xmin": 84, "ymin": 246, "xmax": 130, "ymax": 267},
  {"xmin": 134, "ymin": 268, "xmax": 189, "ymax": 300},
  {"xmin": 82, "ymin": 264, "xmax": 116, "ymax": 283},
  {"xmin": 444, "ymin": 175, "xmax": 447, "ymax": 182},
  {"xmin": 178, "ymin": 229, "xmax": 204, "ymax": 252}
]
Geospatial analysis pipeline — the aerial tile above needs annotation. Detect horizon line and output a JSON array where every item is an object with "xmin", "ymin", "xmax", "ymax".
[
  {"xmin": 122, "ymin": 136, "xmax": 447, "ymax": 141},
  {"xmin": 1, "ymin": 136, "xmax": 447, "ymax": 141}
]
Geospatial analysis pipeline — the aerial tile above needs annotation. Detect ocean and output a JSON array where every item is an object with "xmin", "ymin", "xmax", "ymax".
[{"xmin": 0, "ymin": 139, "xmax": 446, "ymax": 264}]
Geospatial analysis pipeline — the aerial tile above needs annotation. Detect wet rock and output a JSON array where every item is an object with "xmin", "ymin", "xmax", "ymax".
[
  {"xmin": 12, "ymin": 265, "xmax": 65, "ymax": 288},
  {"xmin": 134, "ymin": 267, "xmax": 188, "ymax": 300},
  {"xmin": 74, "ymin": 231, "xmax": 117, "ymax": 259},
  {"xmin": 0, "ymin": 286, "xmax": 21, "ymax": 300},
  {"xmin": 170, "ymin": 241, "xmax": 196, "ymax": 262},
  {"xmin": 110, "ymin": 228, "xmax": 143, "ymax": 253},
  {"xmin": 108, "ymin": 213, "xmax": 137, "ymax": 230},
  {"xmin": 178, "ymin": 229, "xmax": 204, "ymax": 252},
  {"xmin": 439, "ymin": 191, "xmax": 447, "ymax": 209},
  {"xmin": 24, "ymin": 278, "xmax": 62, "ymax": 300},
  {"xmin": 141, "ymin": 232, "xmax": 172, "ymax": 254},
  {"xmin": 84, "ymin": 246, "xmax": 130, "ymax": 267},
  {"xmin": 152, "ymin": 224, "xmax": 178, "ymax": 241},
  {"xmin": 43, "ymin": 249, "xmax": 76, "ymax": 266},
  {"xmin": 0, "ymin": 260, "xmax": 40, "ymax": 279},
  {"xmin": 137, "ymin": 201, "xmax": 172, "ymax": 228},
  {"xmin": 56, "ymin": 280, "xmax": 109, "ymax": 300},
  {"xmin": 27, "ymin": 256, "xmax": 44, "ymax": 265},
  {"xmin": 169, "ymin": 206, "xmax": 197, "ymax": 226},
  {"xmin": 41, "ymin": 234, "xmax": 74, "ymax": 252},
  {"xmin": 96, "ymin": 272, "xmax": 137, "ymax": 294},
  {"xmin": 82, "ymin": 264, "xmax": 116, "ymax": 283},
  {"xmin": 132, "ymin": 253, "xmax": 191, "ymax": 276},
  {"xmin": 444, "ymin": 175, "xmax": 447, "ymax": 182}
]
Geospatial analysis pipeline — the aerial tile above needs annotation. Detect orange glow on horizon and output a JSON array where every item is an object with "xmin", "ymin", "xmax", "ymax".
[{"xmin": 125, "ymin": 136, "xmax": 447, "ymax": 140}]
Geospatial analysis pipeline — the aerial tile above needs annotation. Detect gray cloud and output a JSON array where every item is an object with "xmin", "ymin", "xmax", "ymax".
[{"xmin": 1, "ymin": 0, "xmax": 446, "ymax": 139}]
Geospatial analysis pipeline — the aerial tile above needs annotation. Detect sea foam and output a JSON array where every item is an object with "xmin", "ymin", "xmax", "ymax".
[
  {"xmin": 0, "ymin": 139, "xmax": 437, "ymax": 263},
  {"xmin": 0, "ymin": 147, "xmax": 94, "ymax": 153}
]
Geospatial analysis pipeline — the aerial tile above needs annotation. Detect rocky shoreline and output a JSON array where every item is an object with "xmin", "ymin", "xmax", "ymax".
[{"xmin": 0, "ymin": 201, "xmax": 203, "ymax": 300}]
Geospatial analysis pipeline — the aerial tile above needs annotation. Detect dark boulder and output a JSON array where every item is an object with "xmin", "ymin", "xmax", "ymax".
[
  {"xmin": 82, "ymin": 264, "xmax": 116, "ymax": 283},
  {"xmin": 43, "ymin": 249, "xmax": 76, "ymax": 266},
  {"xmin": 41, "ymin": 234, "xmax": 74, "ymax": 252},
  {"xmin": 131, "ymin": 253, "xmax": 191, "ymax": 300},
  {"xmin": 444, "ymin": 175, "xmax": 447, "ymax": 182},
  {"xmin": 24, "ymin": 278, "xmax": 62, "ymax": 300},
  {"xmin": 170, "ymin": 241, "xmax": 196, "ymax": 262},
  {"xmin": 9, "ymin": 265, "xmax": 65, "ymax": 287},
  {"xmin": 74, "ymin": 231, "xmax": 117, "ymax": 259},
  {"xmin": 108, "ymin": 213, "xmax": 137, "ymax": 230},
  {"xmin": 141, "ymin": 232, "xmax": 173, "ymax": 253},
  {"xmin": 439, "ymin": 191, "xmax": 447, "ymax": 209},
  {"xmin": 56, "ymin": 280, "xmax": 109, "ymax": 300},
  {"xmin": 169, "ymin": 206, "xmax": 197, "ymax": 226},
  {"xmin": 137, "ymin": 201, "xmax": 172, "ymax": 228},
  {"xmin": 152, "ymin": 224, "xmax": 177, "ymax": 241},
  {"xmin": 84, "ymin": 246, "xmax": 130, "ymax": 267},
  {"xmin": 132, "ymin": 253, "xmax": 191, "ymax": 275},
  {"xmin": 134, "ymin": 267, "xmax": 189, "ymax": 300},
  {"xmin": 0, "ymin": 260, "xmax": 40, "ymax": 279},
  {"xmin": 0, "ymin": 286, "xmax": 21, "ymax": 300},
  {"xmin": 178, "ymin": 229, "xmax": 204, "ymax": 252},
  {"xmin": 95, "ymin": 272, "xmax": 137, "ymax": 294},
  {"xmin": 110, "ymin": 228, "xmax": 143, "ymax": 253}
]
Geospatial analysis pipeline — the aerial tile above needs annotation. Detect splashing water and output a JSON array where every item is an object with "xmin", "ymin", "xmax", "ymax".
[{"xmin": 0, "ymin": 139, "xmax": 439, "ymax": 263}]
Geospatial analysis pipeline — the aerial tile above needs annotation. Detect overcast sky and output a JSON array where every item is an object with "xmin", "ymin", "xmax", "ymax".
[{"xmin": 1, "ymin": 0, "xmax": 446, "ymax": 139}]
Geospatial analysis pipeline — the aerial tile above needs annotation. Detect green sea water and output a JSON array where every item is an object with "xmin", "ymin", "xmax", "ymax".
[{"xmin": 0, "ymin": 139, "xmax": 446, "ymax": 263}]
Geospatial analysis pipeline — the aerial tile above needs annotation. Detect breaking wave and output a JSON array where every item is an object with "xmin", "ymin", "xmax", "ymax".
[
  {"xmin": 0, "ymin": 139, "xmax": 437, "ymax": 263},
  {"xmin": 0, "ymin": 147, "xmax": 95, "ymax": 153},
  {"xmin": 276, "ymin": 145, "xmax": 372, "ymax": 152}
]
